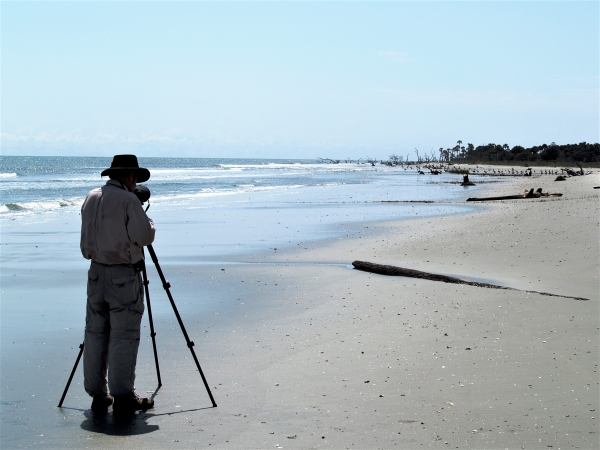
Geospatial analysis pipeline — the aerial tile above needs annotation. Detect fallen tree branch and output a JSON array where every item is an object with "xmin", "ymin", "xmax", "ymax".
[
  {"xmin": 467, "ymin": 188, "xmax": 562, "ymax": 202},
  {"xmin": 380, "ymin": 200, "xmax": 435, "ymax": 204},
  {"xmin": 317, "ymin": 157, "xmax": 340, "ymax": 164},
  {"xmin": 351, "ymin": 260, "xmax": 588, "ymax": 301}
]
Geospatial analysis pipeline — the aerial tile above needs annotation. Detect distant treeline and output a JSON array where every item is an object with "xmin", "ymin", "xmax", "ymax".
[{"xmin": 441, "ymin": 141, "xmax": 599, "ymax": 163}]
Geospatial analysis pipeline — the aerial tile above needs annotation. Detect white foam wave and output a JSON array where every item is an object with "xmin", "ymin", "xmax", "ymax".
[
  {"xmin": 218, "ymin": 163, "xmax": 305, "ymax": 170},
  {"xmin": 148, "ymin": 167, "xmax": 257, "ymax": 182},
  {"xmin": 0, "ymin": 173, "xmax": 18, "ymax": 179},
  {"xmin": 0, "ymin": 182, "xmax": 309, "ymax": 218},
  {"xmin": 0, "ymin": 198, "xmax": 81, "ymax": 216},
  {"xmin": 219, "ymin": 163, "xmax": 342, "ymax": 171},
  {"xmin": 216, "ymin": 162, "xmax": 387, "ymax": 173},
  {"xmin": 150, "ymin": 188, "xmax": 246, "ymax": 204},
  {"xmin": 99, "ymin": 163, "xmax": 391, "ymax": 184},
  {"xmin": 252, "ymin": 184, "xmax": 305, "ymax": 192},
  {"xmin": 149, "ymin": 183, "xmax": 307, "ymax": 205}
]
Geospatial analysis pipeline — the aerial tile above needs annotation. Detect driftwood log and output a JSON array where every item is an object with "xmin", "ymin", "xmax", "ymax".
[
  {"xmin": 353, "ymin": 260, "xmax": 501, "ymax": 287},
  {"xmin": 563, "ymin": 165, "xmax": 585, "ymax": 176},
  {"xmin": 317, "ymin": 157, "xmax": 340, "ymax": 164},
  {"xmin": 467, "ymin": 188, "xmax": 562, "ymax": 202},
  {"xmin": 351, "ymin": 260, "xmax": 588, "ymax": 301}
]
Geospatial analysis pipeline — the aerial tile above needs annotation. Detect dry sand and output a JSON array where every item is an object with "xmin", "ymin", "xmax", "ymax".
[
  {"xmin": 211, "ymin": 170, "xmax": 599, "ymax": 449},
  {"xmin": 39, "ymin": 170, "xmax": 599, "ymax": 449}
]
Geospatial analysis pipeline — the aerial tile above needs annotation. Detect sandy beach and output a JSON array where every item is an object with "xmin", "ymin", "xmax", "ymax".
[
  {"xmin": 2, "ymin": 168, "xmax": 598, "ymax": 449},
  {"xmin": 3, "ymin": 1, "xmax": 599, "ymax": 447}
]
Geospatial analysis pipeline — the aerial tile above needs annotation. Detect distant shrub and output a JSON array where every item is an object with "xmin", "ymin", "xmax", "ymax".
[{"xmin": 446, "ymin": 141, "xmax": 599, "ymax": 163}]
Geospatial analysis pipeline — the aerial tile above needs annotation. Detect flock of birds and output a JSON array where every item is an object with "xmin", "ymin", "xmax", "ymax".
[
  {"xmin": 397, "ymin": 165, "xmax": 564, "ymax": 177},
  {"xmin": 320, "ymin": 159, "xmax": 585, "ymax": 177},
  {"xmin": 461, "ymin": 167, "xmax": 562, "ymax": 176}
]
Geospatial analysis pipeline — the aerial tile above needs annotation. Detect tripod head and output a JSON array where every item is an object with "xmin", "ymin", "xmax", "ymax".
[
  {"xmin": 134, "ymin": 185, "xmax": 151, "ymax": 211},
  {"xmin": 134, "ymin": 185, "xmax": 150, "ymax": 204}
]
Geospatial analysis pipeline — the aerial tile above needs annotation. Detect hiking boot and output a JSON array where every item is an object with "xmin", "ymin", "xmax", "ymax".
[
  {"xmin": 112, "ymin": 392, "xmax": 154, "ymax": 413},
  {"xmin": 91, "ymin": 393, "xmax": 113, "ymax": 412}
]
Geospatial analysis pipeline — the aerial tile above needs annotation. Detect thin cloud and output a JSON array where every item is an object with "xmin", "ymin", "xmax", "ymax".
[
  {"xmin": 0, "ymin": 132, "xmax": 306, "ymax": 148},
  {"xmin": 378, "ymin": 50, "xmax": 411, "ymax": 63},
  {"xmin": 370, "ymin": 87, "xmax": 599, "ymax": 110},
  {"xmin": 0, "ymin": 132, "xmax": 190, "ymax": 146}
]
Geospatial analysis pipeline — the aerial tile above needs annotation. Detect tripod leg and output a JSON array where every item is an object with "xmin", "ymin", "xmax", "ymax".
[
  {"xmin": 147, "ymin": 245, "xmax": 217, "ymax": 407},
  {"xmin": 58, "ymin": 342, "xmax": 84, "ymax": 407},
  {"xmin": 141, "ymin": 265, "xmax": 162, "ymax": 388}
]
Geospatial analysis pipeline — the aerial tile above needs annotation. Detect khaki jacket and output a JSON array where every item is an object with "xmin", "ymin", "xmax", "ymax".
[{"xmin": 81, "ymin": 180, "xmax": 155, "ymax": 265}]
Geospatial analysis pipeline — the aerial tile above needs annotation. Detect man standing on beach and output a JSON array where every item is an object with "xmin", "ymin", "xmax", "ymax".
[{"xmin": 80, "ymin": 154, "xmax": 156, "ymax": 413}]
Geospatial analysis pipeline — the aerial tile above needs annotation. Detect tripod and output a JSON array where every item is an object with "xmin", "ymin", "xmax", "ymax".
[{"xmin": 58, "ymin": 244, "xmax": 217, "ymax": 408}]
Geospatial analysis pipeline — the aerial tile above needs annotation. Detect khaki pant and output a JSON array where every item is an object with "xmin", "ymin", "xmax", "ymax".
[{"xmin": 83, "ymin": 261, "xmax": 145, "ymax": 397}]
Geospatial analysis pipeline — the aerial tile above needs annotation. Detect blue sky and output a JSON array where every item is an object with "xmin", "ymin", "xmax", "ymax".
[{"xmin": 2, "ymin": 1, "xmax": 598, "ymax": 159}]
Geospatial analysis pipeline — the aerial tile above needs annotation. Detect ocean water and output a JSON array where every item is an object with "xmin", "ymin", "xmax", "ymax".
[
  {"xmin": 0, "ymin": 156, "xmax": 472, "ymax": 219},
  {"xmin": 0, "ymin": 156, "xmax": 481, "ymax": 258},
  {"xmin": 0, "ymin": 156, "xmax": 318, "ymax": 217},
  {"xmin": 0, "ymin": 155, "xmax": 486, "ymax": 264},
  {"xmin": 0, "ymin": 155, "xmax": 481, "ymax": 328}
]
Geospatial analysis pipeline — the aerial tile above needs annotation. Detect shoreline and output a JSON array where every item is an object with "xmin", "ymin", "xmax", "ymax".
[{"xmin": 1, "ymin": 169, "xmax": 598, "ymax": 449}]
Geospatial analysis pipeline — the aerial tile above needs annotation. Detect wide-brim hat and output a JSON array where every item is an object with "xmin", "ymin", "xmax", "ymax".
[{"xmin": 101, "ymin": 154, "xmax": 150, "ymax": 182}]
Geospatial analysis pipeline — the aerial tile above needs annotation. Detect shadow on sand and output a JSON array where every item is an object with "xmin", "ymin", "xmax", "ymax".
[
  {"xmin": 80, "ymin": 409, "xmax": 159, "ymax": 436},
  {"xmin": 78, "ymin": 406, "xmax": 214, "ymax": 436}
]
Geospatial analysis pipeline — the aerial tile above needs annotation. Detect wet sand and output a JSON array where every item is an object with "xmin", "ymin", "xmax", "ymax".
[{"xmin": 1, "ymin": 169, "xmax": 598, "ymax": 449}]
